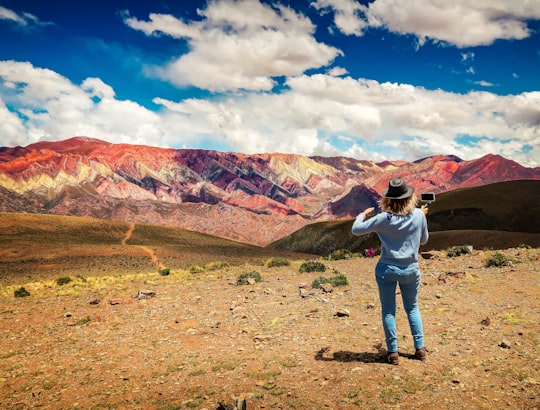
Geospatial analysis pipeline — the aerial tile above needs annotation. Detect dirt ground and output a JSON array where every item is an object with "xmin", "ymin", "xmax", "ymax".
[{"xmin": 1, "ymin": 247, "xmax": 539, "ymax": 409}]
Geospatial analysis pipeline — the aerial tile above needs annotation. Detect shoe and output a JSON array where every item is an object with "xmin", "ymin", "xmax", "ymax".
[
  {"xmin": 415, "ymin": 347, "xmax": 427, "ymax": 361},
  {"xmin": 387, "ymin": 351, "xmax": 399, "ymax": 365}
]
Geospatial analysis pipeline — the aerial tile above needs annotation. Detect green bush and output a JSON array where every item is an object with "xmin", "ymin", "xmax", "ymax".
[
  {"xmin": 329, "ymin": 272, "xmax": 349, "ymax": 287},
  {"xmin": 299, "ymin": 261, "xmax": 326, "ymax": 273},
  {"xmin": 447, "ymin": 245, "xmax": 472, "ymax": 257},
  {"xmin": 56, "ymin": 276, "xmax": 72, "ymax": 286},
  {"xmin": 237, "ymin": 271, "xmax": 262, "ymax": 285},
  {"xmin": 265, "ymin": 257, "xmax": 290, "ymax": 268},
  {"xmin": 14, "ymin": 287, "xmax": 31, "ymax": 298},
  {"xmin": 485, "ymin": 252, "xmax": 510, "ymax": 268},
  {"xmin": 158, "ymin": 267, "xmax": 170, "ymax": 276},
  {"xmin": 312, "ymin": 276, "xmax": 329, "ymax": 289},
  {"xmin": 327, "ymin": 249, "xmax": 352, "ymax": 260},
  {"xmin": 312, "ymin": 271, "xmax": 349, "ymax": 289}
]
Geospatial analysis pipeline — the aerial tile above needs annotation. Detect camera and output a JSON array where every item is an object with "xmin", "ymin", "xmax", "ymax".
[{"xmin": 420, "ymin": 192, "xmax": 436, "ymax": 205}]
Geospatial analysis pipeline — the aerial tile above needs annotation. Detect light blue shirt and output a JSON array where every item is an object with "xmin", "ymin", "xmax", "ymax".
[{"xmin": 352, "ymin": 208, "xmax": 429, "ymax": 267}]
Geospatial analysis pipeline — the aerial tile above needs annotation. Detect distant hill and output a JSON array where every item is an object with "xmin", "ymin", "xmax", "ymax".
[
  {"xmin": 0, "ymin": 212, "xmax": 315, "ymax": 286},
  {"xmin": 0, "ymin": 137, "xmax": 538, "ymax": 246},
  {"xmin": 425, "ymin": 179, "xmax": 540, "ymax": 233},
  {"xmin": 268, "ymin": 180, "xmax": 540, "ymax": 255}
]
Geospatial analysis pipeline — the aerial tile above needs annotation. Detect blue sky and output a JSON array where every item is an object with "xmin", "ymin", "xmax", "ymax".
[{"xmin": 0, "ymin": 0, "xmax": 539, "ymax": 167}]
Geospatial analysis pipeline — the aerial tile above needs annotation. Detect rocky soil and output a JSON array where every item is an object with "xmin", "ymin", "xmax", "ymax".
[{"xmin": 1, "ymin": 247, "xmax": 539, "ymax": 409}]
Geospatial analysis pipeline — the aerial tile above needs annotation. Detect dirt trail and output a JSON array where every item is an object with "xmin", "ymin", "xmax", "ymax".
[
  {"xmin": 121, "ymin": 222, "xmax": 162, "ymax": 268},
  {"xmin": 121, "ymin": 222, "xmax": 135, "ymax": 246},
  {"xmin": 139, "ymin": 245, "xmax": 160, "ymax": 267}
]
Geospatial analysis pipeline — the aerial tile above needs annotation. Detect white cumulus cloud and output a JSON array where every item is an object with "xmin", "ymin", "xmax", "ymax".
[
  {"xmin": 313, "ymin": 0, "xmax": 540, "ymax": 47},
  {"xmin": 124, "ymin": 0, "xmax": 342, "ymax": 91},
  {"xmin": 0, "ymin": 61, "xmax": 162, "ymax": 146}
]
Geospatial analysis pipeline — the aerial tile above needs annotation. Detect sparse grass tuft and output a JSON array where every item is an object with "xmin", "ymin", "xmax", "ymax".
[
  {"xmin": 237, "ymin": 270, "xmax": 262, "ymax": 285},
  {"xmin": 326, "ymin": 249, "xmax": 351, "ymax": 260},
  {"xmin": 211, "ymin": 361, "xmax": 236, "ymax": 372},
  {"xmin": 485, "ymin": 252, "xmax": 511, "ymax": 268},
  {"xmin": 71, "ymin": 316, "xmax": 91, "ymax": 326},
  {"xmin": 299, "ymin": 260, "xmax": 326, "ymax": 273},
  {"xmin": 189, "ymin": 265, "xmax": 205, "ymax": 274},
  {"xmin": 265, "ymin": 257, "xmax": 290, "ymax": 268},
  {"xmin": 246, "ymin": 370, "xmax": 282, "ymax": 380},
  {"xmin": 501, "ymin": 312, "xmax": 524, "ymax": 324},
  {"xmin": 447, "ymin": 245, "xmax": 472, "ymax": 257},
  {"xmin": 281, "ymin": 356, "xmax": 298, "ymax": 368},
  {"xmin": 205, "ymin": 261, "xmax": 230, "ymax": 271}
]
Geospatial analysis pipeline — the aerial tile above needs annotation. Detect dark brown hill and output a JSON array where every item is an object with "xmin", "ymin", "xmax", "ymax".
[
  {"xmin": 268, "ymin": 180, "xmax": 540, "ymax": 255},
  {"xmin": 426, "ymin": 179, "xmax": 540, "ymax": 233}
]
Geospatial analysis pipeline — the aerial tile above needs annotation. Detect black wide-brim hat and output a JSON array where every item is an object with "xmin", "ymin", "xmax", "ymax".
[{"xmin": 383, "ymin": 177, "xmax": 414, "ymax": 199}]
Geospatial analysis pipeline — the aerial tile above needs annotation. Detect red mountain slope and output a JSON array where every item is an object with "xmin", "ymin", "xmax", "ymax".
[{"xmin": 0, "ymin": 137, "xmax": 538, "ymax": 245}]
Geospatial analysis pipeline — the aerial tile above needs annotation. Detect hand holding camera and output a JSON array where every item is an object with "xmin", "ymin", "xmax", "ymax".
[{"xmin": 420, "ymin": 192, "xmax": 435, "ymax": 216}]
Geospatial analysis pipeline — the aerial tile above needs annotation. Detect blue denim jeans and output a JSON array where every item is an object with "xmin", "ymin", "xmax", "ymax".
[{"xmin": 375, "ymin": 262, "xmax": 424, "ymax": 352}]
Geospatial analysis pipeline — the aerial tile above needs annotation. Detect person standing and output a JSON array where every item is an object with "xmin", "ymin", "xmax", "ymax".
[{"xmin": 352, "ymin": 177, "xmax": 429, "ymax": 365}]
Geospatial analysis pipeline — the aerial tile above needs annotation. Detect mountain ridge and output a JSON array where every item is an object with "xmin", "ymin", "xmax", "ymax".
[{"xmin": 1, "ymin": 137, "xmax": 538, "ymax": 245}]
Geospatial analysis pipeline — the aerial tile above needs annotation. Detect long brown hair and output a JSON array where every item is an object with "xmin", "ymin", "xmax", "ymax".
[{"xmin": 380, "ymin": 194, "xmax": 417, "ymax": 216}]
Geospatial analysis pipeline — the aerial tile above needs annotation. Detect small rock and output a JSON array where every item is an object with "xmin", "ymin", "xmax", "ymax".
[
  {"xmin": 480, "ymin": 317, "xmax": 491, "ymax": 326},
  {"xmin": 253, "ymin": 335, "xmax": 272, "ymax": 343},
  {"xmin": 499, "ymin": 340, "xmax": 512, "ymax": 349},
  {"xmin": 320, "ymin": 283, "xmax": 333, "ymax": 293},
  {"xmin": 247, "ymin": 277, "xmax": 256, "ymax": 285},
  {"xmin": 335, "ymin": 308, "xmax": 350, "ymax": 317},
  {"xmin": 435, "ymin": 293, "xmax": 442, "ymax": 299},
  {"xmin": 109, "ymin": 299, "xmax": 122, "ymax": 305},
  {"xmin": 298, "ymin": 282, "xmax": 307, "ymax": 289},
  {"xmin": 89, "ymin": 299, "xmax": 100, "ymax": 305},
  {"xmin": 136, "ymin": 290, "xmax": 156, "ymax": 300},
  {"xmin": 64, "ymin": 312, "xmax": 72, "ymax": 318},
  {"xmin": 366, "ymin": 302, "xmax": 375, "ymax": 309},
  {"xmin": 438, "ymin": 271, "xmax": 466, "ymax": 284},
  {"xmin": 216, "ymin": 402, "xmax": 235, "ymax": 410}
]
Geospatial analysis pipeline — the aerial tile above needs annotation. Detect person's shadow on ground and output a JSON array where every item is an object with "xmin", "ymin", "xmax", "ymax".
[{"xmin": 314, "ymin": 344, "xmax": 417, "ymax": 363}]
